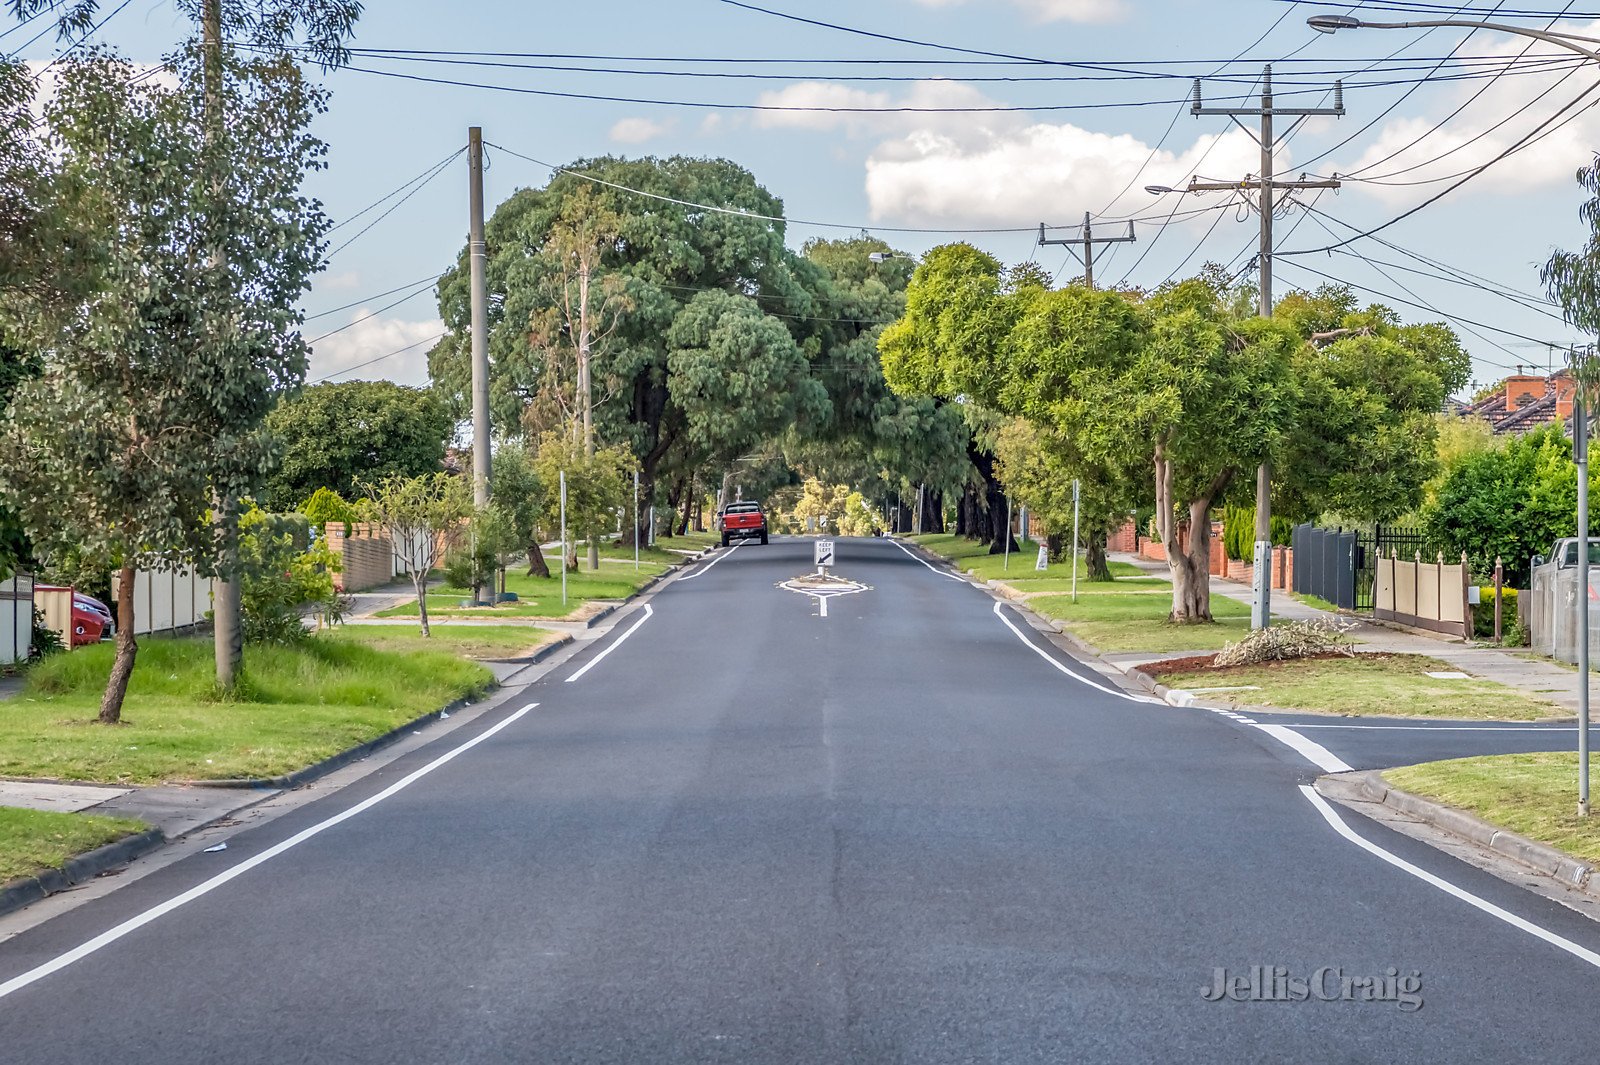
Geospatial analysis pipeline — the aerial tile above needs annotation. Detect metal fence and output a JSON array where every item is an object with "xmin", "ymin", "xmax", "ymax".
[
  {"xmin": 1292, "ymin": 524, "xmax": 1429, "ymax": 611},
  {"xmin": 0, "ymin": 573, "xmax": 32, "ymax": 665},
  {"xmin": 1292, "ymin": 524, "xmax": 1358, "ymax": 609}
]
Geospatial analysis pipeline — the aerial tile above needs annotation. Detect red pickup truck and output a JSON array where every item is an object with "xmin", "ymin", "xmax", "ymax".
[{"xmin": 718, "ymin": 501, "xmax": 769, "ymax": 547}]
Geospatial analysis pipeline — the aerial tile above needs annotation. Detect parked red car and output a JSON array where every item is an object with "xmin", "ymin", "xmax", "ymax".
[{"xmin": 35, "ymin": 587, "xmax": 115, "ymax": 648}]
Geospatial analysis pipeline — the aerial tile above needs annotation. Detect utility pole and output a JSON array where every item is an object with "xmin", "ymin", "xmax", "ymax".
[
  {"xmin": 1578, "ymin": 387, "xmax": 1591, "ymax": 817},
  {"xmin": 1190, "ymin": 65, "xmax": 1344, "ymax": 630},
  {"xmin": 468, "ymin": 127, "xmax": 493, "ymax": 605},
  {"xmin": 1037, "ymin": 213, "xmax": 1135, "ymax": 289}
]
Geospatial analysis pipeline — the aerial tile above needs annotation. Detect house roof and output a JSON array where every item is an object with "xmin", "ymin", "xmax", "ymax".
[{"xmin": 1457, "ymin": 372, "xmax": 1570, "ymax": 436}]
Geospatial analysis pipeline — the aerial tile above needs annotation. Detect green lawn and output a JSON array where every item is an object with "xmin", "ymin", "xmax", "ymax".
[
  {"xmin": 0, "ymin": 807, "xmax": 149, "ymax": 884},
  {"xmin": 911, "ymin": 533, "xmax": 1143, "ymax": 582},
  {"xmin": 377, "ymin": 562, "xmax": 668, "ymax": 620},
  {"xmin": 1028, "ymin": 588, "xmax": 1252, "ymax": 653},
  {"xmin": 0, "ymin": 637, "xmax": 493, "ymax": 785},
  {"xmin": 326, "ymin": 624, "xmax": 560, "ymax": 660},
  {"xmin": 1386, "ymin": 753, "xmax": 1600, "ymax": 864},
  {"xmin": 1158, "ymin": 654, "xmax": 1560, "ymax": 719},
  {"xmin": 1293, "ymin": 592, "xmax": 1342, "ymax": 613}
]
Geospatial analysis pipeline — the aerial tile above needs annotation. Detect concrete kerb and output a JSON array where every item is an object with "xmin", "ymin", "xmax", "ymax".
[
  {"xmin": 0, "ymin": 827, "xmax": 166, "ymax": 918},
  {"xmin": 1317, "ymin": 769, "xmax": 1600, "ymax": 897}
]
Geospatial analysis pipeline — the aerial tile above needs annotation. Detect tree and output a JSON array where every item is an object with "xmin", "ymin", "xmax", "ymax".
[
  {"xmin": 430, "ymin": 157, "xmax": 832, "ymax": 545},
  {"xmin": 1272, "ymin": 286, "xmax": 1470, "ymax": 523},
  {"xmin": 0, "ymin": 50, "xmax": 325, "ymax": 723},
  {"xmin": 1423, "ymin": 423, "xmax": 1585, "ymax": 587},
  {"xmin": 993, "ymin": 418, "xmax": 1136, "ymax": 580},
  {"xmin": 299, "ymin": 486, "xmax": 357, "ymax": 533},
  {"xmin": 530, "ymin": 431, "xmax": 631, "ymax": 573},
  {"xmin": 237, "ymin": 505, "xmax": 342, "ymax": 643},
  {"xmin": 263, "ymin": 381, "xmax": 451, "ymax": 509},
  {"xmin": 358, "ymin": 473, "xmax": 470, "ymax": 637},
  {"xmin": 490, "ymin": 440, "xmax": 548, "ymax": 578}
]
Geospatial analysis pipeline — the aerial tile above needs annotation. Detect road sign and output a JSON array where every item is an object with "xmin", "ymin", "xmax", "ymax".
[
  {"xmin": 815, "ymin": 539, "xmax": 835, "ymax": 569},
  {"xmin": 1036, "ymin": 544, "xmax": 1048, "ymax": 571}
]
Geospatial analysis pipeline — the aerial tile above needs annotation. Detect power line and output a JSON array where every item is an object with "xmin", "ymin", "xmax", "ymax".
[
  {"xmin": 306, "ymin": 280, "xmax": 438, "ymax": 344},
  {"xmin": 305, "ymin": 275, "xmax": 439, "ymax": 321},
  {"xmin": 327, "ymin": 146, "xmax": 464, "ymax": 234},
  {"xmin": 324, "ymin": 148, "xmax": 462, "ymax": 261},
  {"xmin": 310, "ymin": 331, "xmax": 446, "ymax": 383}
]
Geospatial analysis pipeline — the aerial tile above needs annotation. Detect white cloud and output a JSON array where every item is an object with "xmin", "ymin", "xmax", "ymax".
[
  {"xmin": 609, "ymin": 116, "xmax": 674, "ymax": 144},
  {"xmin": 910, "ymin": 0, "xmax": 1127, "ymax": 23},
  {"xmin": 308, "ymin": 313, "xmax": 443, "ymax": 387},
  {"xmin": 1334, "ymin": 23, "xmax": 1600, "ymax": 201},
  {"xmin": 320, "ymin": 270, "xmax": 362, "ymax": 291},
  {"xmin": 752, "ymin": 79, "xmax": 1260, "ymax": 226}
]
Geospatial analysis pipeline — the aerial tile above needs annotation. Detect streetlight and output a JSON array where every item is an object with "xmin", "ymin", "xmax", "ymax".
[{"xmin": 1307, "ymin": 12, "xmax": 1600, "ymax": 62}]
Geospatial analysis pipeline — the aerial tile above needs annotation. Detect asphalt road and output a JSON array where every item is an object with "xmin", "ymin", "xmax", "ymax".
[{"xmin": 4, "ymin": 536, "xmax": 1600, "ymax": 1063}]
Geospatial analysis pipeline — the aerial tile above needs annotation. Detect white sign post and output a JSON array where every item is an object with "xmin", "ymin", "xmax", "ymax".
[
  {"xmin": 1036, "ymin": 544, "xmax": 1048, "ymax": 572},
  {"xmin": 814, "ymin": 538, "xmax": 835, "ymax": 575}
]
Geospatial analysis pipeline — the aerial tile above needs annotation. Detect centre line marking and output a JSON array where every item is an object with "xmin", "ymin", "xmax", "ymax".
[
  {"xmin": 1301, "ymin": 785, "xmax": 1600, "ymax": 971},
  {"xmin": 566, "ymin": 604, "xmax": 654, "ymax": 682},
  {"xmin": 0, "ymin": 702, "xmax": 542, "ymax": 1002}
]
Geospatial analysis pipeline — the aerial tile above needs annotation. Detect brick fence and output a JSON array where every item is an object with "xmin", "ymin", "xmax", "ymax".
[{"xmin": 325, "ymin": 522, "xmax": 397, "ymax": 593}]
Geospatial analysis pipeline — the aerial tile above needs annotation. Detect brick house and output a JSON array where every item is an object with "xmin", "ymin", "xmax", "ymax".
[{"xmin": 1457, "ymin": 370, "xmax": 1577, "ymax": 436}]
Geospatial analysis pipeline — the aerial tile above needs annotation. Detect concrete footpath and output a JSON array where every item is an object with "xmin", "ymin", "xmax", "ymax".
[{"xmin": 1099, "ymin": 552, "xmax": 1598, "ymax": 717}]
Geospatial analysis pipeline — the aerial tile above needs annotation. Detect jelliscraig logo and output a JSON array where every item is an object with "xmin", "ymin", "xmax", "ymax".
[{"xmin": 1201, "ymin": 966, "xmax": 1424, "ymax": 1012}]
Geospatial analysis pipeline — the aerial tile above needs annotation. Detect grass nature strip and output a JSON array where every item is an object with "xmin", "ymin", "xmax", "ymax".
[
  {"xmin": 1386, "ymin": 753, "xmax": 1600, "ymax": 865},
  {"xmin": 0, "ymin": 637, "xmax": 493, "ymax": 785},
  {"xmin": 0, "ymin": 807, "xmax": 149, "ymax": 885}
]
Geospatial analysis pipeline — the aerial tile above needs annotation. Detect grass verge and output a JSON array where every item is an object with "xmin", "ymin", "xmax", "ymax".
[
  {"xmin": 0, "ymin": 807, "xmax": 148, "ymax": 884},
  {"xmin": 1155, "ymin": 654, "xmax": 1559, "ymax": 719},
  {"xmin": 0, "ymin": 636, "xmax": 493, "ymax": 785},
  {"xmin": 326, "ymin": 624, "xmax": 560, "ymax": 660},
  {"xmin": 376, "ymin": 561, "xmax": 669, "ymax": 620},
  {"xmin": 911, "ymin": 533, "xmax": 1143, "ymax": 582},
  {"xmin": 1385, "ymin": 753, "xmax": 1600, "ymax": 864},
  {"xmin": 1029, "ymin": 590, "xmax": 1251, "ymax": 654}
]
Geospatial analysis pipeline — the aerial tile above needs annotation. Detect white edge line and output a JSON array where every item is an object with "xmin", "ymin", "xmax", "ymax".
[
  {"xmin": 887, "ymin": 537, "xmax": 966, "ymax": 581},
  {"xmin": 565, "ymin": 604, "xmax": 654, "ymax": 683},
  {"xmin": 1299, "ymin": 785, "xmax": 1600, "ymax": 970},
  {"xmin": 0, "ymin": 701, "xmax": 543, "ymax": 1002},
  {"xmin": 1250, "ymin": 722, "xmax": 1352, "ymax": 773},
  {"xmin": 1288, "ymin": 724, "xmax": 1576, "ymax": 732},
  {"xmin": 991, "ymin": 601, "xmax": 1161, "ymax": 705},
  {"xmin": 677, "ymin": 543, "xmax": 739, "ymax": 581}
]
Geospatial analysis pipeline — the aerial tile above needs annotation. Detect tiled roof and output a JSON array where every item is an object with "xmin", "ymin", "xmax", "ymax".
[{"xmin": 1457, "ymin": 373, "xmax": 1569, "ymax": 436}]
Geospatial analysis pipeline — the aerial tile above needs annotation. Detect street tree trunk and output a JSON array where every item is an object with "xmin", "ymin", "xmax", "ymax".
[
  {"xmin": 526, "ymin": 539, "xmax": 551, "ymax": 578},
  {"xmin": 1047, "ymin": 531, "xmax": 1068, "ymax": 563},
  {"xmin": 414, "ymin": 571, "xmax": 432, "ymax": 637},
  {"xmin": 98, "ymin": 564, "xmax": 138, "ymax": 725},
  {"xmin": 1085, "ymin": 530, "xmax": 1112, "ymax": 582},
  {"xmin": 1154, "ymin": 440, "xmax": 1231, "ymax": 623}
]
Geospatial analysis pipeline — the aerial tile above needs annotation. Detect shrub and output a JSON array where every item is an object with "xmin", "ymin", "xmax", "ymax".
[
  {"xmin": 1504, "ymin": 615, "xmax": 1530, "ymax": 647},
  {"xmin": 239, "ymin": 506, "xmax": 344, "ymax": 645},
  {"xmin": 1472, "ymin": 587, "xmax": 1520, "ymax": 639},
  {"xmin": 300, "ymin": 487, "xmax": 357, "ymax": 534},
  {"xmin": 29, "ymin": 608, "xmax": 63, "ymax": 660},
  {"xmin": 1212, "ymin": 618, "xmax": 1357, "ymax": 668}
]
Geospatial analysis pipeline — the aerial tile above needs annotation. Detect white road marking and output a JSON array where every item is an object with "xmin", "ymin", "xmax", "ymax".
[
  {"xmin": 991, "ymin": 603, "xmax": 1163, "ymax": 705},
  {"xmin": 778, "ymin": 577, "xmax": 868, "ymax": 620},
  {"xmin": 677, "ymin": 544, "xmax": 740, "ymax": 582},
  {"xmin": 887, "ymin": 537, "xmax": 967, "ymax": 581},
  {"xmin": 820, "ymin": 597, "xmax": 828, "ymax": 617},
  {"xmin": 1300, "ymin": 785, "xmax": 1600, "ymax": 970},
  {"xmin": 566, "ymin": 604, "xmax": 654, "ymax": 683},
  {"xmin": 0, "ymin": 702, "xmax": 543, "ymax": 1002},
  {"xmin": 1251, "ymin": 723, "xmax": 1353, "ymax": 773}
]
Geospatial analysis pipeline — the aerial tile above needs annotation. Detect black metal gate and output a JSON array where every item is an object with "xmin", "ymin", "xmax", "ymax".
[
  {"xmin": 1354, "ymin": 525, "xmax": 1426, "ymax": 611},
  {"xmin": 1292, "ymin": 524, "xmax": 1357, "ymax": 610}
]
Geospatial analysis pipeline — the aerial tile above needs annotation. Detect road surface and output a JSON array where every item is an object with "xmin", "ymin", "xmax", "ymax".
[{"xmin": 2, "ymin": 536, "xmax": 1598, "ymax": 1063}]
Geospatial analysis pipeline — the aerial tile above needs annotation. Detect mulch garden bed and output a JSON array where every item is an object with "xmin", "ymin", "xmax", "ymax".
[{"xmin": 1141, "ymin": 650, "xmax": 1399, "ymax": 679}]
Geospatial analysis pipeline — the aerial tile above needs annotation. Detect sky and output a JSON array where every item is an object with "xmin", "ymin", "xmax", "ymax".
[{"xmin": 11, "ymin": 0, "xmax": 1600, "ymax": 395}]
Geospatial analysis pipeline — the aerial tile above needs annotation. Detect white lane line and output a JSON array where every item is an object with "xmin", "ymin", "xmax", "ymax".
[
  {"xmin": 991, "ymin": 602, "xmax": 1162, "ymax": 705},
  {"xmin": 0, "ymin": 702, "xmax": 542, "ymax": 1002},
  {"xmin": 1289, "ymin": 724, "xmax": 1576, "ymax": 732},
  {"xmin": 820, "ymin": 597, "xmax": 828, "ymax": 618},
  {"xmin": 677, "ymin": 544, "xmax": 740, "ymax": 582},
  {"xmin": 887, "ymin": 537, "xmax": 966, "ymax": 581},
  {"xmin": 1300, "ymin": 785, "xmax": 1600, "ymax": 970},
  {"xmin": 565, "ymin": 604, "xmax": 654, "ymax": 683},
  {"xmin": 1253, "ymin": 722, "xmax": 1352, "ymax": 773}
]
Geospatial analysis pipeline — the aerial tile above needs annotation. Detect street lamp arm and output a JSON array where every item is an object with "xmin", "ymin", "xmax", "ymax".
[{"xmin": 1309, "ymin": 14, "xmax": 1600, "ymax": 61}]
